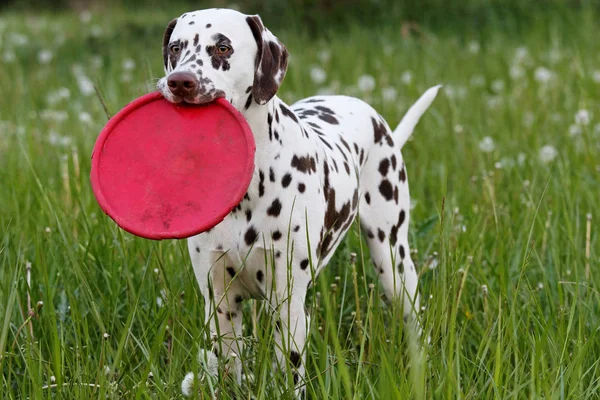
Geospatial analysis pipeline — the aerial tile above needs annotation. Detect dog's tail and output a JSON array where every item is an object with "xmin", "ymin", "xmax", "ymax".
[{"xmin": 393, "ymin": 85, "xmax": 442, "ymax": 149}]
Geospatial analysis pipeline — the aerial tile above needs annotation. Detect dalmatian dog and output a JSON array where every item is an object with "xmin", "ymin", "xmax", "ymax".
[{"xmin": 156, "ymin": 8, "xmax": 440, "ymax": 395}]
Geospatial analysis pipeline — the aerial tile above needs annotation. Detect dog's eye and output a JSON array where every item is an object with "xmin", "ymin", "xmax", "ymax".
[
  {"xmin": 170, "ymin": 45, "xmax": 181, "ymax": 54},
  {"xmin": 216, "ymin": 44, "xmax": 231, "ymax": 54}
]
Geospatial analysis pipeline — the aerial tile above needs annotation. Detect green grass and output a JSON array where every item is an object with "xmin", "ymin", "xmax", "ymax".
[{"xmin": 1, "ymin": 4, "xmax": 600, "ymax": 399}]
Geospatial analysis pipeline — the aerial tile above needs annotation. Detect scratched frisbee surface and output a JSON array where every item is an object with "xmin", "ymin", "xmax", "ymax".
[{"xmin": 91, "ymin": 92, "xmax": 255, "ymax": 240}]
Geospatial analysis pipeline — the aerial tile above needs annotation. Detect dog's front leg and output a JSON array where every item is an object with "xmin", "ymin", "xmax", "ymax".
[
  {"xmin": 187, "ymin": 241, "xmax": 245, "ymax": 385},
  {"xmin": 267, "ymin": 256, "xmax": 311, "ymax": 397}
]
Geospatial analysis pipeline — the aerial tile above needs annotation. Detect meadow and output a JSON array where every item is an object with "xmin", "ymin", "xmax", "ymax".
[{"xmin": 0, "ymin": 3, "xmax": 599, "ymax": 399}]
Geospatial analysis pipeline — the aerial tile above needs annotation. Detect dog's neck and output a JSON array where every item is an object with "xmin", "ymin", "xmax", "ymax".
[{"xmin": 238, "ymin": 96, "xmax": 284, "ymax": 155}]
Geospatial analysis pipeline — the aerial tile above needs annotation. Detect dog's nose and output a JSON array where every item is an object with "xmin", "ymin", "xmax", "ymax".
[{"xmin": 167, "ymin": 72, "xmax": 198, "ymax": 97}]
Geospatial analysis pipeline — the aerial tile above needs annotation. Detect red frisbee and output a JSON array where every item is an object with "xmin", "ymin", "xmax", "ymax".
[{"xmin": 91, "ymin": 92, "xmax": 255, "ymax": 240}]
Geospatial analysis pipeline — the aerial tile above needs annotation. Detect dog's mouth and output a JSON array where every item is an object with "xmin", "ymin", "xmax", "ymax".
[{"xmin": 165, "ymin": 92, "xmax": 226, "ymax": 105}]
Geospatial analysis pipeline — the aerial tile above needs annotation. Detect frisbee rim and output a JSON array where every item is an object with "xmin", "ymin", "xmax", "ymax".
[{"xmin": 90, "ymin": 91, "xmax": 255, "ymax": 240}]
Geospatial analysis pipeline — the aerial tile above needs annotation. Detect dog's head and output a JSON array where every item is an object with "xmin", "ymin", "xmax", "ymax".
[{"xmin": 157, "ymin": 9, "xmax": 288, "ymax": 109}]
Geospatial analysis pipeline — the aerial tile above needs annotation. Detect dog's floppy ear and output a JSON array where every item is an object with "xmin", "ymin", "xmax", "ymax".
[
  {"xmin": 162, "ymin": 18, "xmax": 178, "ymax": 71},
  {"xmin": 246, "ymin": 15, "xmax": 289, "ymax": 105}
]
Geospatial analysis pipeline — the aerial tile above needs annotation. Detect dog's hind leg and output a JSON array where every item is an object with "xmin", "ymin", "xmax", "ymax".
[{"xmin": 358, "ymin": 153, "xmax": 420, "ymax": 325}]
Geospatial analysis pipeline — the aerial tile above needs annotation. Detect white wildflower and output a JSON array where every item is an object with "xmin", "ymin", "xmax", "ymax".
[
  {"xmin": 357, "ymin": 74, "xmax": 376, "ymax": 92},
  {"xmin": 122, "ymin": 58, "xmax": 136, "ymax": 71},
  {"xmin": 79, "ymin": 10, "xmax": 92, "ymax": 23},
  {"xmin": 40, "ymin": 109, "xmax": 68, "ymax": 123},
  {"xmin": 381, "ymin": 87, "xmax": 397, "ymax": 102},
  {"xmin": 538, "ymin": 145, "xmax": 558, "ymax": 164},
  {"xmin": 309, "ymin": 66, "xmax": 327, "ymax": 84},
  {"xmin": 547, "ymin": 48, "xmax": 562, "ymax": 65},
  {"xmin": 3, "ymin": 50, "xmax": 16, "ymax": 63},
  {"xmin": 9, "ymin": 32, "xmax": 28, "ymax": 46},
  {"xmin": 72, "ymin": 65, "xmax": 95, "ymax": 96},
  {"xmin": 467, "ymin": 40, "xmax": 480, "ymax": 54},
  {"xmin": 46, "ymin": 88, "xmax": 71, "ymax": 105},
  {"xmin": 499, "ymin": 157, "xmax": 515, "ymax": 168},
  {"xmin": 401, "ymin": 70, "xmax": 413, "ymax": 85},
  {"xmin": 90, "ymin": 25, "xmax": 103, "ymax": 38},
  {"xmin": 91, "ymin": 55, "xmax": 103, "ymax": 69},
  {"xmin": 481, "ymin": 284, "xmax": 488, "ymax": 295},
  {"xmin": 575, "ymin": 109, "xmax": 591, "ymax": 126},
  {"xmin": 38, "ymin": 49, "xmax": 53, "ymax": 64},
  {"xmin": 478, "ymin": 136, "xmax": 495, "ymax": 153},
  {"xmin": 486, "ymin": 96, "xmax": 502, "ymax": 110},
  {"xmin": 197, "ymin": 349, "xmax": 219, "ymax": 376},
  {"xmin": 79, "ymin": 111, "xmax": 92, "ymax": 124},
  {"xmin": 534, "ymin": 67, "xmax": 553, "ymax": 83},
  {"xmin": 181, "ymin": 372, "xmax": 195, "ymax": 397},
  {"xmin": 568, "ymin": 124, "xmax": 582, "ymax": 137},
  {"xmin": 593, "ymin": 70, "xmax": 600, "ymax": 84},
  {"xmin": 514, "ymin": 46, "xmax": 529, "ymax": 63},
  {"xmin": 453, "ymin": 124, "xmax": 464, "ymax": 134},
  {"xmin": 537, "ymin": 282, "xmax": 544, "ymax": 290},
  {"xmin": 50, "ymin": 375, "xmax": 56, "ymax": 383},
  {"xmin": 470, "ymin": 75, "xmax": 485, "ymax": 87},
  {"xmin": 121, "ymin": 72, "xmax": 132, "ymax": 83},
  {"xmin": 523, "ymin": 111, "xmax": 535, "ymax": 127},
  {"xmin": 509, "ymin": 65, "xmax": 525, "ymax": 80},
  {"xmin": 317, "ymin": 50, "xmax": 330, "ymax": 63},
  {"xmin": 491, "ymin": 79, "xmax": 505, "ymax": 93}
]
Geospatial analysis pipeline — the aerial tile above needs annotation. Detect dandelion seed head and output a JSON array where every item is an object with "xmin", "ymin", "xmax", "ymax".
[
  {"xmin": 510, "ymin": 65, "xmax": 525, "ymax": 80},
  {"xmin": 79, "ymin": 10, "xmax": 92, "ymax": 23},
  {"xmin": 401, "ymin": 71, "xmax": 413, "ymax": 85},
  {"xmin": 538, "ymin": 145, "xmax": 557, "ymax": 164},
  {"xmin": 79, "ymin": 112, "xmax": 92, "ymax": 124},
  {"xmin": 569, "ymin": 124, "xmax": 582, "ymax": 137},
  {"xmin": 122, "ymin": 58, "xmax": 136, "ymax": 71},
  {"xmin": 491, "ymin": 79, "xmax": 505, "ymax": 93},
  {"xmin": 534, "ymin": 67, "xmax": 553, "ymax": 83},
  {"xmin": 382, "ymin": 86, "xmax": 397, "ymax": 102},
  {"xmin": 470, "ymin": 75, "xmax": 486, "ymax": 87},
  {"xmin": 38, "ymin": 49, "xmax": 53, "ymax": 64},
  {"xmin": 575, "ymin": 109, "xmax": 591, "ymax": 126},
  {"xmin": 357, "ymin": 74, "xmax": 376, "ymax": 92},
  {"xmin": 308, "ymin": 66, "xmax": 327, "ymax": 85},
  {"xmin": 478, "ymin": 136, "xmax": 495, "ymax": 153},
  {"xmin": 317, "ymin": 49, "xmax": 330, "ymax": 63},
  {"xmin": 181, "ymin": 372, "xmax": 195, "ymax": 397},
  {"xmin": 467, "ymin": 40, "xmax": 480, "ymax": 54}
]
